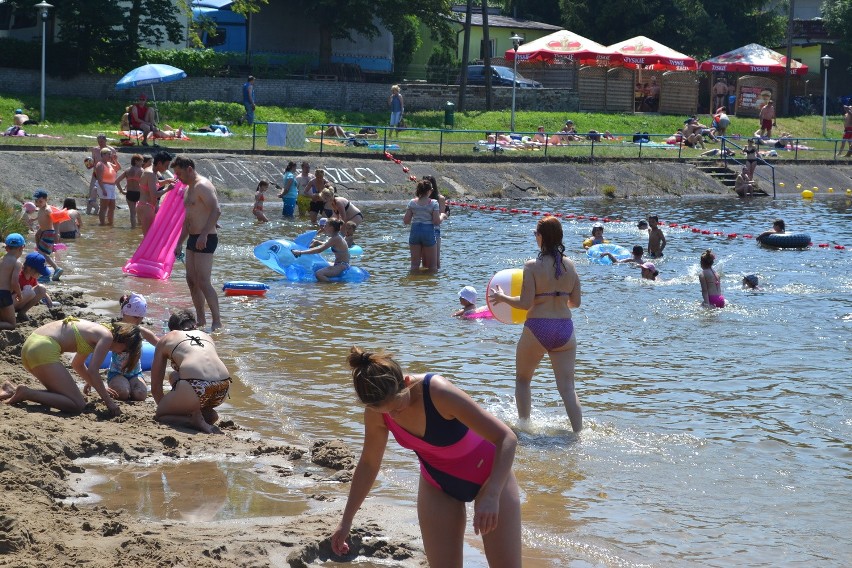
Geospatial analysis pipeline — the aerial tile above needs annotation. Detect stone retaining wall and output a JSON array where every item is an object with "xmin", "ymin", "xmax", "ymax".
[{"xmin": 0, "ymin": 67, "xmax": 578, "ymax": 113}]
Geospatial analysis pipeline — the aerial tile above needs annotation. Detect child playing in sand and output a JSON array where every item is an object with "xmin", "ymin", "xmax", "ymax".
[
  {"xmin": 252, "ymin": 180, "xmax": 270, "ymax": 222},
  {"xmin": 292, "ymin": 218, "xmax": 350, "ymax": 281},
  {"xmin": 0, "ymin": 233, "xmax": 25, "ymax": 330},
  {"xmin": 699, "ymin": 249, "xmax": 724, "ymax": 308},
  {"xmin": 453, "ymin": 286, "xmax": 478, "ymax": 317},
  {"xmin": 104, "ymin": 293, "xmax": 160, "ymax": 401},
  {"xmin": 14, "ymin": 252, "xmax": 54, "ymax": 320},
  {"xmin": 647, "ymin": 215, "xmax": 666, "ymax": 258},
  {"xmin": 342, "ymin": 221, "xmax": 357, "ymax": 248},
  {"xmin": 32, "ymin": 189, "xmax": 63, "ymax": 280}
]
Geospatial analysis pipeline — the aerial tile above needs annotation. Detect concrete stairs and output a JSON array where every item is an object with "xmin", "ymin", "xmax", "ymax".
[{"xmin": 688, "ymin": 160, "xmax": 769, "ymax": 196}]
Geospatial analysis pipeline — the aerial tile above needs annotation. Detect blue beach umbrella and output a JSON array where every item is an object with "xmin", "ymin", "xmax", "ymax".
[{"xmin": 115, "ymin": 63, "xmax": 187, "ymax": 102}]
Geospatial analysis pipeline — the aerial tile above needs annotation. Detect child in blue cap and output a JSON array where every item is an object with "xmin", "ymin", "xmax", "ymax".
[{"xmin": 1, "ymin": 233, "xmax": 26, "ymax": 330}]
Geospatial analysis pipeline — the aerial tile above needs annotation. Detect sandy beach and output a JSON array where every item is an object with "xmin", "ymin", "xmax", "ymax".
[{"xmin": 0, "ymin": 289, "xmax": 426, "ymax": 567}]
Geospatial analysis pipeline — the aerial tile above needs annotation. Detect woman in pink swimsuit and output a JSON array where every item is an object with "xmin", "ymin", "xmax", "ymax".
[
  {"xmin": 331, "ymin": 346, "xmax": 521, "ymax": 567},
  {"xmin": 489, "ymin": 216, "xmax": 583, "ymax": 432}
]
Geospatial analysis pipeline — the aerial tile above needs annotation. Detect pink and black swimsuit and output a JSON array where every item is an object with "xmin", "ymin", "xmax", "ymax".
[{"xmin": 383, "ymin": 374, "xmax": 495, "ymax": 502}]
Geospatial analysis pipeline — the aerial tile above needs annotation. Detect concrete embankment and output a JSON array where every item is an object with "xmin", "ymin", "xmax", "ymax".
[{"xmin": 2, "ymin": 149, "xmax": 850, "ymax": 205}]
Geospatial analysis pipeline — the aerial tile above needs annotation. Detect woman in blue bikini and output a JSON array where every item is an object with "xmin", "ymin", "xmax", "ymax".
[{"xmin": 489, "ymin": 216, "xmax": 583, "ymax": 432}]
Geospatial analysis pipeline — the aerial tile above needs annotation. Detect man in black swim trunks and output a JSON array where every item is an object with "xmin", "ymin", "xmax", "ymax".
[{"xmin": 172, "ymin": 156, "xmax": 222, "ymax": 331}]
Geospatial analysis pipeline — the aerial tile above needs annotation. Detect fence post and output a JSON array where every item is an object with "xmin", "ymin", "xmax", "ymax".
[
  {"xmin": 439, "ymin": 130, "xmax": 443, "ymax": 157},
  {"xmin": 772, "ymin": 167, "xmax": 776, "ymax": 199},
  {"xmin": 834, "ymin": 140, "xmax": 838, "ymax": 163},
  {"xmin": 795, "ymin": 139, "xmax": 799, "ymax": 161},
  {"xmin": 721, "ymin": 137, "xmax": 727, "ymax": 168},
  {"xmin": 252, "ymin": 123, "xmax": 256, "ymax": 152},
  {"xmin": 382, "ymin": 127, "xmax": 388, "ymax": 154},
  {"xmin": 319, "ymin": 126, "xmax": 325, "ymax": 156},
  {"xmin": 639, "ymin": 140, "xmax": 643, "ymax": 159},
  {"xmin": 544, "ymin": 136, "xmax": 548, "ymax": 158},
  {"xmin": 590, "ymin": 139, "xmax": 595, "ymax": 162}
]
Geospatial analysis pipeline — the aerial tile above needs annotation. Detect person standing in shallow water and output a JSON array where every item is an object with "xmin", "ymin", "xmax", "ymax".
[
  {"xmin": 331, "ymin": 346, "xmax": 522, "ymax": 567},
  {"xmin": 489, "ymin": 216, "xmax": 583, "ymax": 432},
  {"xmin": 172, "ymin": 156, "xmax": 222, "ymax": 331}
]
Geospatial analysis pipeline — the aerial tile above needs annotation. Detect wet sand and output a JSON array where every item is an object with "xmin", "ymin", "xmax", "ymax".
[{"xmin": 0, "ymin": 289, "xmax": 425, "ymax": 567}]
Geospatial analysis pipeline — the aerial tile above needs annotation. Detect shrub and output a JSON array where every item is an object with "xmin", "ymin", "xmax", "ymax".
[
  {"xmin": 602, "ymin": 185, "xmax": 617, "ymax": 198},
  {"xmin": 0, "ymin": 38, "xmax": 39, "ymax": 70},
  {"xmin": 0, "ymin": 200, "xmax": 28, "ymax": 239},
  {"xmin": 135, "ymin": 48, "xmax": 230, "ymax": 76},
  {"xmin": 426, "ymin": 48, "xmax": 459, "ymax": 85}
]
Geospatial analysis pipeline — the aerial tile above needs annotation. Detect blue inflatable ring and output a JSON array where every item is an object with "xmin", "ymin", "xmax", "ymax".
[{"xmin": 587, "ymin": 243, "xmax": 632, "ymax": 265}]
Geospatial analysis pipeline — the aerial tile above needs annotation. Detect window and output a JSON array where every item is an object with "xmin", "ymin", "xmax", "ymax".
[
  {"xmin": 479, "ymin": 39, "xmax": 496, "ymax": 60},
  {"xmin": 204, "ymin": 27, "xmax": 226, "ymax": 48}
]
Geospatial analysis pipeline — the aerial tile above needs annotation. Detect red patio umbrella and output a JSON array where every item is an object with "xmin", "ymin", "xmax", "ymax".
[
  {"xmin": 505, "ymin": 30, "xmax": 619, "ymax": 67},
  {"xmin": 607, "ymin": 36, "xmax": 697, "ymax": 71},
  {"xmin": 699, "ymin": 43, "xmax": 808, "ymax": 75}
]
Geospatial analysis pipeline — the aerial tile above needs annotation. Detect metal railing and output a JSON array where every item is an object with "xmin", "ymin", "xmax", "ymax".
[
  {"xmin": 248, "ymin": 122, "xmax": 851, "ymax": 175},
  {"xmin": 721, "ymin": 137, "xmax": 776, "ymax": 198}
]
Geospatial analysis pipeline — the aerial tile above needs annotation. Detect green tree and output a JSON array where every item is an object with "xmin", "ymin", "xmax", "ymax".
[
  {"xmin": 560, "ymin": 0, "xmax": 786, "ymax": 60},
  {"xmin": 502, "ymin": 0, "xmax": 562, "ymax": 24},
  {"xmin": 823, "ymin": 0, "xmax": 852, "ymax": 52},
  {"xmin": 286, "ymin": 0, "xmax": 454, "ymax": 70},
  {"xmin": 51, "ymin": 0, "xmax": 184, "ymax": 73}
]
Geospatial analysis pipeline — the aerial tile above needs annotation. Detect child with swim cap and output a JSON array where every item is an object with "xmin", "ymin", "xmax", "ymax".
[
  {"xmin": 453, "ymin": 286, "xmax": 478, "ymax": 317},
  {"xmin": 342, "ymin": 221, "xmax": 357, "ymax": 248},
  {"xmin": 101, "ymin": 293, "xmax": 160, "ymax": 401}
]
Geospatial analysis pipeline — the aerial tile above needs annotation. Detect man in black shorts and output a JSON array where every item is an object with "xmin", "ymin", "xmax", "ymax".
[{"xmin": 172, "ymin": 155, "xmax": 222, "ymax": 331}]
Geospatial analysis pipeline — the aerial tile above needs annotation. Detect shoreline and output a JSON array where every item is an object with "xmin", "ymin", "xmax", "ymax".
[{"xmin": 0, "ymin": 289, "xmax": 426, "ymax": 567}]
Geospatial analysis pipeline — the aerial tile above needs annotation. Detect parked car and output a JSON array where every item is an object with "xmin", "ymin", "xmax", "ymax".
[{"xmin": 462, "ymin": 65, "xmax": 542, "ymax": 88}]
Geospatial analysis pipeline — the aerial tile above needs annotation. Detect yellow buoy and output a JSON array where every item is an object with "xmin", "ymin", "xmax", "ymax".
[
  {"xmin": 847, "ymin": 189, "xmax": 852, "ymax": 196},
  {"xmin": 779, "ymin": 182, "xmax": 785, "ymax": 187},
  {"xmin": 828, "ymin": 187, "xmax": 834, "ymax": 193},
  {"xmin": 801, "ymin": 190, "xmax": 814, "ymax": 199},
  {"xmin": 813, "ymin": 186, "xmax": 819, "ymax": 191},
  {"xmin": 796, "ymin": 184, "xmax": 802, "ymax": 189}
]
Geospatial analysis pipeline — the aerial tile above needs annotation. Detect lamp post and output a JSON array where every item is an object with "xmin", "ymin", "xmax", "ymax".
[
  {"xmin": 34, "ymin": 2, "xmax": 53, "ymax": 122},
  {"xmin": 821, "ymin": 54, "xmax": 832, "ymax": 137},
  {"xmin": 510, "ymin": 33, "xmax": 522, "ymax": 132}
]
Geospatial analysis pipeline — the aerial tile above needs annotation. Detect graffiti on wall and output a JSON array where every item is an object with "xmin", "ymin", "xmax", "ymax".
[{"xmin": 195, "ymin": 158, "xmax": 385, "ymax": 189}]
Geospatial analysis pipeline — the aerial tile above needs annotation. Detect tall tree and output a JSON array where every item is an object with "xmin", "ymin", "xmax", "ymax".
[
  {"xmin": 51, "ymin": 0, "xmax": 183, "ymax": 73},
  {"xmin": 823, "ymin": 0, "xmax": 852, "ymax": 53},
  {"xmin": 560, "ymin": 0, "xmax": 786, "ymax": 60},
  {"xmin": 287, "ymin": 0, "xmax": 454, "ymax": 69}
]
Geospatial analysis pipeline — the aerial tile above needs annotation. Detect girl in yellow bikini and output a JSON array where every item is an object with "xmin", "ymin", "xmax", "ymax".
[{"xmin": 1, "ymin": 317, "xmax": 141, "ymax": 417}]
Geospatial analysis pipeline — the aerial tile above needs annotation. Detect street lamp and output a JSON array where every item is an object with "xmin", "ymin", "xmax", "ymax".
[
  {"xmin": 821, "ymin": 54, "xmax": 832, "ymax": 137},
  {"xmin": 510, "ymin": 33, "xmax": 523, "ymax": 132},
  {"xmin": 34, "ymin": 2, "xmax": 53, "ymax": 122}
]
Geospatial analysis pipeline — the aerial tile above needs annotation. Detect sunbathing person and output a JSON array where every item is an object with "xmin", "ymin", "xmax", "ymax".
[
  {"xmin": 532, "ymin": 126, "xmax": 560, "ymax": 145},
  {"xmin": 314, "ymin": 124, "xmax": 349, "ymax": 138}
]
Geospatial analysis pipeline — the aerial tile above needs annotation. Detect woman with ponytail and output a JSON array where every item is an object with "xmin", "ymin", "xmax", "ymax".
[
  {"xmin": 330, "ymin": 346, "xmax": 521, "ymax": 567},
  {"xmin": 489, "ymin": 216, "xmax": 583, "ymax": 432}
]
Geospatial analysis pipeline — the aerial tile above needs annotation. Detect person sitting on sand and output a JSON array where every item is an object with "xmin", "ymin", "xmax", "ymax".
[
  {"xmin": 150, "ymin": 309, "xmax": 231, "ymax": 433},
  {"xmin": 14, "ymin": 252, "xmax": 54, "ymax": 319},
  {"xmin": 1, "ymin": 317, "xmax": 140, "ymax": 417},
  {"xmin": 103, "ymin": 293, "xmax": 159, "ymax": 402}
]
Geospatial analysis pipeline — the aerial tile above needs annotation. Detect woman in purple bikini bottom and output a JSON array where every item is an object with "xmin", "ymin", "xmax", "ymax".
[
  {"xmin": 489, "ymin": 216, "xmax": 583, "ymax": 432},
  {"xmin": 330, "ymin": 346, "xmax": 521, "ymax": 567}
]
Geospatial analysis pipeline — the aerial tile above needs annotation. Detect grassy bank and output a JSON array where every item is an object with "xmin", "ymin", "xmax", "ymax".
[{"xmin": 2, "ymin": 93, "xmax": 850, "ymax": 161}]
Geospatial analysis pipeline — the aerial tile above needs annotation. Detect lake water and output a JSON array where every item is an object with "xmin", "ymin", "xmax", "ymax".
[{"xmin": 58, "ymin": 192, "xmax": 852, "ymax": 566}]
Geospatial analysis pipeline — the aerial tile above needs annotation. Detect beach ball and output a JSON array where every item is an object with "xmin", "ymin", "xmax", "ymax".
[
  {"xmin": 487, "ymin": 269, "xmax": 527, "ymax": 324},
  {"xmin": 801, "ymin": 189, "xmax": 814, "ymax": 199}
]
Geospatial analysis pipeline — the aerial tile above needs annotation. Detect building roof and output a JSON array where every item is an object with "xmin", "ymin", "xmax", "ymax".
[{"xmin": 449, "ymin": 11, "xmax": 562, "ymax": 32}]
